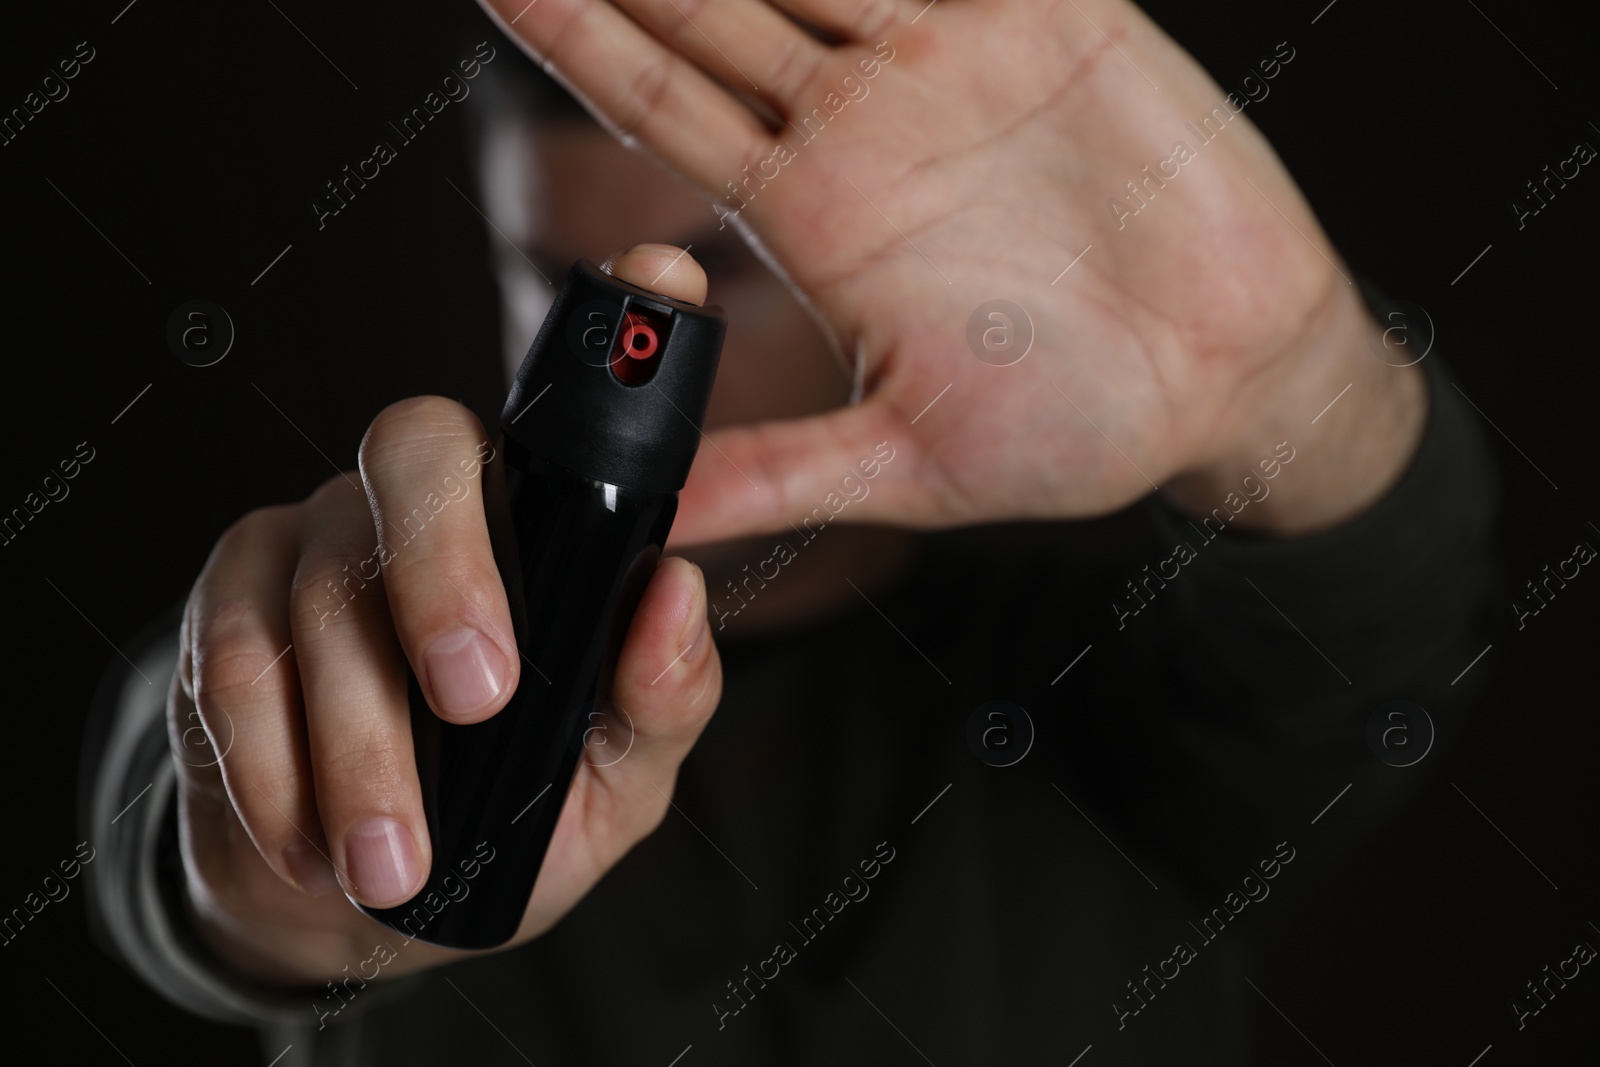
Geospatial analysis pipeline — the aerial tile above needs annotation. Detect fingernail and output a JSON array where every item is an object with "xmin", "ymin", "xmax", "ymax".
[
  {"xmin": 344, "ymin": 818, "xmax": 422, "ymax": 905},
  {"xmin": 283, "ymin": 839, "xmax": 339, "ymax": 897},
  {"xmin": 425, "ymin": 627, "xmax": 505, "ymax": 716}
]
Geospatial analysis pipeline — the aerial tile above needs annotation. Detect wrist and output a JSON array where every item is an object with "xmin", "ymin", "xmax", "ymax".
[{"xmin": 1160, "ymin": 278, "xmax": 1428, "ymax": 537}]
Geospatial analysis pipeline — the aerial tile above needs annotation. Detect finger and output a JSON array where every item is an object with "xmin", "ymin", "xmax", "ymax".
[
  {"xmin": 479, "ymin": 0, "xmax": 770, "ymax": 192},
  {"xmin": 179, "ymin": 504, "xmax": 340, "ymax": 897},
  {"xmin": 601, "ymin": 242, "xmax": 707, "ymax": 304},
  {"xmin": 667, "ymin": 397, "xmax": 925, "ymax": 545},
  {"xmin": 766, "ymin": 0, "xmax": 903, "ymax": 42},
  {"xmin": 357, "ymin": 396, "xmax": 517, "ymax": 724},
  {"xmin": 586, "ymin": 556, "xmax": 721, "ymax": 831},
  {"xmin": 169, "ymin": 667, "xmax": 244, "ymax": 903},
  {"xmin": 289, "ymin": 478, "xmax": 429, "ymax": 909},
  {"xmin": 609, "ymin": 0, "xmax": 831, "ymax": 111}
]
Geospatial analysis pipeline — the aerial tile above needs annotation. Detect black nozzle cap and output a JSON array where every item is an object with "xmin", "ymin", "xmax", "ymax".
[{"xmin": 501, "ymin": 259, "xmax": 726, "ymax": 494}]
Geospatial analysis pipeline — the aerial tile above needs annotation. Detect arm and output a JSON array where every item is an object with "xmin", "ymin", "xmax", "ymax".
[{"xmin": 1074, "ymin": 281, "xmax": 1498, "ymax": 895}]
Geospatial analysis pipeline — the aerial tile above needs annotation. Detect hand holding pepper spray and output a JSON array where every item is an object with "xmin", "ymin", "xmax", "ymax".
[{"xmin": 359, "ymin": 258, "xmax": 726, "ymax": 949}]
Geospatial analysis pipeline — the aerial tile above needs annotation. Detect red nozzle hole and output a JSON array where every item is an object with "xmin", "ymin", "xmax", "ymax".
[
  {"xmin": 611, "ymin": 310, "xmax": 663, "ymax": 384},
  {"xmin": 621, "ymin": 317, "xmax": 658, "ymax": 360}
]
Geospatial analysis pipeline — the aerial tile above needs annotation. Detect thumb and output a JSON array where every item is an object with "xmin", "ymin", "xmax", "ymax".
[
  {"xmin": 600, "ymin": 242, "xmax": 706, "ymax": 305},
  {"xmin": 669, "ymin": 400, "xmax": 918, "ymax": 547},
  {"xmin": 599, "ymin": 243, "xmax": 921, "ymax": 545}
]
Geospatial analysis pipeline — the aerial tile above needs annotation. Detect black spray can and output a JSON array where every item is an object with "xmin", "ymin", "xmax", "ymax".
[{"xmin": 358, "ymin": 259, "xmax": 726, "ymax": 948}]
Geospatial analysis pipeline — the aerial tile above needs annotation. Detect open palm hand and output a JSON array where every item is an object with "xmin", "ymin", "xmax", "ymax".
[{"xmin": 482, "ymin": 0, "xmax": 1378, "ymax": 540}]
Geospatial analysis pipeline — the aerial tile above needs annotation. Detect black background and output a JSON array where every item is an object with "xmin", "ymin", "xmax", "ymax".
[{"xmin": 1, "ymin": 0, "xmax": 1595, "ymax": 1063}]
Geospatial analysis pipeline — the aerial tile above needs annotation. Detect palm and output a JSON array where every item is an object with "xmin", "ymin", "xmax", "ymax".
[{"xmin": 484, "ymin": 0, "xmax": 1342, "ymax": 540}]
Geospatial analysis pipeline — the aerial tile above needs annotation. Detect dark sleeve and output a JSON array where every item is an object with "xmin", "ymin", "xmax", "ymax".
[
  {"xmin": 1043, "ymin": 331, "xmax": 1501, "ymax": 898},
  {"xmin": 77, "ymin": 601, "xmax": 426, "ymax": 1043}
]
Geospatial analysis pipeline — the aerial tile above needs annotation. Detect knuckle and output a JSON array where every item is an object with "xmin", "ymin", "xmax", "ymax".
[
  {"xmin": 213, "ymin": 502, "xmax": 299, "ymax": 559},
  {"xmin": 392, "ymin": 542, "xmax": 500, "ymax": 599},
  {"xmin": 768, "ymin": 37, "xmax": 823, "ymax": 102},
  {"xmin": 305, "ymin": 472, "xmax": 365, "ymax": 512},
  {"xmin": 191, "ymin": 600, "xmax": 285, "ymax": 701},
  {"xmin": 316, "ymin": 734, "xmax": 409, "ymax": 804},
  {"xmin": 617, "ymin": 57, "xmax": 673, "ymax": 138},
  {"xmin": 291, "ymin": 553, "xmax": 385, "ymax": 631}
]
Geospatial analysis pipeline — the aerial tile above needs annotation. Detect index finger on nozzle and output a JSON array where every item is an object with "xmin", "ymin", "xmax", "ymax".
[{"xmin": 600, "ymin": 244, "xmax": 707, "ymax": 306}]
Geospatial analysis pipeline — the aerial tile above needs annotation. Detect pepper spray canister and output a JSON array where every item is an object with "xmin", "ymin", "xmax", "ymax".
[{"xmin": 357, "ymin": 258, "xmax": 726, "ymax": 949}]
